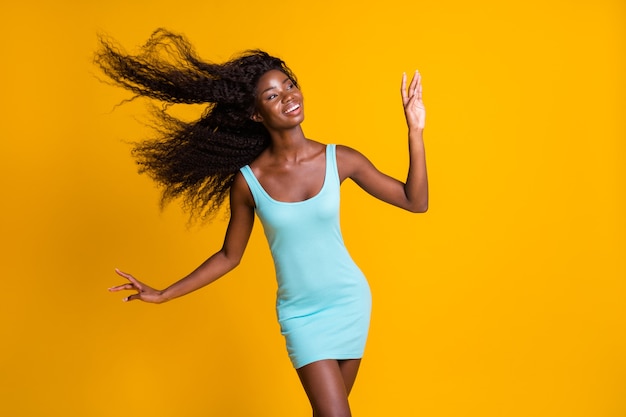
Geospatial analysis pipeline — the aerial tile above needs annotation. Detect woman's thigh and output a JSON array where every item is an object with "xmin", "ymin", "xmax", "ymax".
[
  {"xmin": 338, "ymin": 359, "xmax": 361, "ymax": 395},
  {"xmin": 296, "ymin": 359, "xmax": 356, "ymax": 417}
]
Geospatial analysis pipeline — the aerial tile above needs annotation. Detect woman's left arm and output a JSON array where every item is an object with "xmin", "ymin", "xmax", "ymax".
[{"xmin": 338, "ymin": 70, "xmax": 428, "ymax": 213}]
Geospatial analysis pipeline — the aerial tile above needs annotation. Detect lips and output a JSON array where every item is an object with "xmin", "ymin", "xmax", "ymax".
[{"xmin": 283, "ymin": 103, "xmax": 301, "ymax": 114}]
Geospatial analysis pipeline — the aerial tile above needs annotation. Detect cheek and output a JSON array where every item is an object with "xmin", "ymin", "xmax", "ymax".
[
  {"xmin": 263, "ymin": 102, "xmax": 282, "ymax": 117},
  {"xmin": 253, "ymin": 100, "xmax": 269, "ymax": 120},
  {"xmin": 254, "ymin": 104, "xmax": 280, "ymax": 125}
]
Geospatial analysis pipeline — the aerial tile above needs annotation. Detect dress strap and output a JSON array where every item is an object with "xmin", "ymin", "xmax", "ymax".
[{"xmin": 240, "ymin": 165, "xmax": 263, "ymax": 207}]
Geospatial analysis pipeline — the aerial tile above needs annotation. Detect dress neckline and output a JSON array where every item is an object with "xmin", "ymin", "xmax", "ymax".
[{"xmin": 245, "ymin": 144, "xmax": 330, "ymax": 205}]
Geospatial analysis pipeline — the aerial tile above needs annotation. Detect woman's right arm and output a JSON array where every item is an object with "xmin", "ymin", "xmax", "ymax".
[{"xmin": 109, "ymin": 172, "xmax": 255, "ymax": 303}]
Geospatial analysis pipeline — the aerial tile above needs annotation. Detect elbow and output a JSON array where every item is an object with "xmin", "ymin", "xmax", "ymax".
[
  {"xmin": 224, "ymin": 255, "xmax": 242, "ymax": 272},
  {"xmin": 222, "ymin": 250, "xmax": 243, "ymax": 271},
  {"xmin": 407, "ymin": 200, "xmax": 428, "ymax": 213},
  {"xmin": 403, "ymin": 189, "xmax": 428, "ymax": 213},
  {"xmin": 231, "ymin": 257, "xmax": 242, "ymax": 269}
]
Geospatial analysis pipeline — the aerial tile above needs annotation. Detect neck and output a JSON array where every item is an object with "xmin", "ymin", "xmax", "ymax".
[{"xmin": 267, "ymin": 125, "xmax": 308, "ymax": 159}]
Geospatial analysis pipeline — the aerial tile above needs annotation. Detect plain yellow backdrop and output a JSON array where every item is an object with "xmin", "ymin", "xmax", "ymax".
[{"xmin": 1, "ymin": 1, "xmax": 624, "ymax": 416}]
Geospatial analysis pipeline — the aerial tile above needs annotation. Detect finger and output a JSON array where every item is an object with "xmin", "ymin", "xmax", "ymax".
[
  {"xmin": 415, "ymin": 71, "xmax": 423, "ymax": 101},
  {"xmin": 115, "ymin": 268, "xmax": 142, "ymax": 287},
  {"xmin": 409, "ymin": 70, "xmax": 419, "ymax": 96},
  {"xmin": 123, "ymin": 293, "xmax": 138, "ymax": 302},
  {"xmin": 406, "ymin": 93, "xmax": 419, "ymax": 111},
  {"xmin": 400, "ymin": 72, "xmax": 408, "ymax": 100},
  {"xmin": 108, "ymin": 283, "xmax": 136, "ymax": 292},
  {"xmin": 417, "ymin": 80, "xmax": 423, "ymax": 102},
  {"xmin": 115, "ymin": 268, "xmax": 133, "ymax": 279}
]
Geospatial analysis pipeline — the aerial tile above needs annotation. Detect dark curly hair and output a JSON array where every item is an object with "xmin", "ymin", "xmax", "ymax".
[{"xmin": 94, "ymin": 28, "xmax": 299, "ymax": 221}]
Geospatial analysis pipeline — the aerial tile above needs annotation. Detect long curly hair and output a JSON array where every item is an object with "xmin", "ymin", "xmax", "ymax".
[{"xmin": 94, "ymin": 28, "xmax": 299, "ymax": 221}]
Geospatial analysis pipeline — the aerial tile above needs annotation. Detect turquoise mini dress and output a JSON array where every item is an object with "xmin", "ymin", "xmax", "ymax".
[{"xmin": 240, "ymin": 144, "xmax": 372, "ymax": 369}]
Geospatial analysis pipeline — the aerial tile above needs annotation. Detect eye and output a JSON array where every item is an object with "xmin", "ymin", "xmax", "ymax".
[{"xmin": 267, "ymin": 93, "xmax": 278, "ymax": 100}]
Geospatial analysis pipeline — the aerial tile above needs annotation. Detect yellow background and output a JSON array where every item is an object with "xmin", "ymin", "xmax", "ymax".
[{"xmin": 1, "ymin": 1, "xmax": 624, "ymax": 416}]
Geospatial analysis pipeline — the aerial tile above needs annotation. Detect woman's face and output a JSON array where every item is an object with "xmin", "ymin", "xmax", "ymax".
[{"xmin": 252, "ymin": 69, "xmax": 304, "ymax": 130}]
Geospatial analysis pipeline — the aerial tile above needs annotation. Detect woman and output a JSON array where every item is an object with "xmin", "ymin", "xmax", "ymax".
[{"xmin": 100, "ymin": 28, "xmax": 428, "ymax": 417}]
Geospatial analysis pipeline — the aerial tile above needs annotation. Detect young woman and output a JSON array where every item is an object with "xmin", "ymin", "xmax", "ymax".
[{"xmin": 100, "ymin": 28, "xmax": 428, "ymax": 417}]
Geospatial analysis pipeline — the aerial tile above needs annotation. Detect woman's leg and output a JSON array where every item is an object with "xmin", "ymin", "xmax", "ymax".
[
  {"xmin": 296, "ymin": 359, "xmax": 362, "ymax": 417},
  {"xmin": 338, "ymin": 359, "xmax": 361, "ymax": 395}
]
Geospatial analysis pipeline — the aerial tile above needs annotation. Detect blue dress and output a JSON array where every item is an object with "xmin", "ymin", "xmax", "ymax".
[{"xmin": 240, "ymin": 144, "xmax": 372, "ymax": 369}]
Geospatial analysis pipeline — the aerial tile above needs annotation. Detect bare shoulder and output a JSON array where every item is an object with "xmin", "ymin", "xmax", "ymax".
[
  {"xmin": 335, "ymin": 144, "xmax": 374, "ymax": 181},
  {"xmin": 335, "ymin": 144, "xmax": 370, "ymax": 162},
  {"xmin": 230, "ymin": 170, "xmax": 255, "ymax": 207}
]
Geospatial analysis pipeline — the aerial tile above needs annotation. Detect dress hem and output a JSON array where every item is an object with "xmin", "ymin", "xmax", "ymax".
[{"xmin": 293, "ymin": 353, "xmax": 365, "ymax": 369}]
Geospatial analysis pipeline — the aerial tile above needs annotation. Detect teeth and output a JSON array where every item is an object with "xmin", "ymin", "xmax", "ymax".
[{"xmin": 284, "ymin": 104, "xmax": 300, "ymax": 113}]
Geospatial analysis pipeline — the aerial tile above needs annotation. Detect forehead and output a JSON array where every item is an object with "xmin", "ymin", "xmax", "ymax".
[{"xmin": 256, "ymin": 69, "xmax": 289, "ymax": 90}]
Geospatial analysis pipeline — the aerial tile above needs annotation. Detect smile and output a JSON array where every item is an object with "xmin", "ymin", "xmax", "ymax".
[{"xmin": 284, "ymin": 104, "xmax": 301, "ymax": 114}]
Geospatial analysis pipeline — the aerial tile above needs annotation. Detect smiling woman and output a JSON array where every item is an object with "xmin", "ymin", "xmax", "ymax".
[
  {"xmin": 251, "ymin": 70, "xmax": 305, "ymax": 130},
  {"xmin": 97, "ymin": 28, "xmax": 428, "ymax": 417}
]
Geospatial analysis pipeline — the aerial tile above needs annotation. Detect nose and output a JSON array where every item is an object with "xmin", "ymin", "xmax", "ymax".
[{"xmin": 282, "ymin": 90, "xmax": 295, "ymax": 103}]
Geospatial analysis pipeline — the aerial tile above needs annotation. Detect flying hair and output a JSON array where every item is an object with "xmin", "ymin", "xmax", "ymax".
[{"xmin": 94, "ymin": 28, "xmax": 299, "ymax": 222}]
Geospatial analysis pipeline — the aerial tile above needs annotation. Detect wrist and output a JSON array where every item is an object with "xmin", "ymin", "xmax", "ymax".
[
  {"xmin": 408, "ymin": 127, "xmax": 424, "ymax": 138},
  {"xmin": 156, "ymin": 289, "xmax": 169, "ymax": 304}
]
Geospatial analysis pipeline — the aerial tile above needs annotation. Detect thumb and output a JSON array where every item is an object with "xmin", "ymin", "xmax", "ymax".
[{"xmin": 123, "ymin": 294, "xmax": 139, "ymax": 302}]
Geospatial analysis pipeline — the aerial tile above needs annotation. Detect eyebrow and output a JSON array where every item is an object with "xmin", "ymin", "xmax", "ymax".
[{"xmin": 261, "ymin": 77, "xmax": 292, "ymax": 94}]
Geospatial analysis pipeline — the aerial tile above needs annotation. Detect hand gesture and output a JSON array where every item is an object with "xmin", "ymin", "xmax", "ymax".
[
  {"xmin": 401, "ymin": 70, "xmax": 426, "ymax": 131},
  {"xmin": 109, "ymin": 268, "xmax": 164, "ymax": 303}
]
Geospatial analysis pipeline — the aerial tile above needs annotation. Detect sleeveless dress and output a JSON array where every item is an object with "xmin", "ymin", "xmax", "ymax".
[{"xmin": 240, "ymin": 144, "xmax": 372, "ymax": 369}]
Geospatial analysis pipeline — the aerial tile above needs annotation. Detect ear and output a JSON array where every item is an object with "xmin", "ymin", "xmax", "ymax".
[{"xmin": 251, "ymin": 112, "xmax": 263, "ymax": 123}]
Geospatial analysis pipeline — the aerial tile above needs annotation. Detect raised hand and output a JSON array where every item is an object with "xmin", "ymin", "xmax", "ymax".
[
  {"xmin": 109, "ymin": 268, "xmax": 164, "ymax": 303},
  {"xmin": 401, "ymin": 70, "xmax": 426, "ymax": 131}
]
